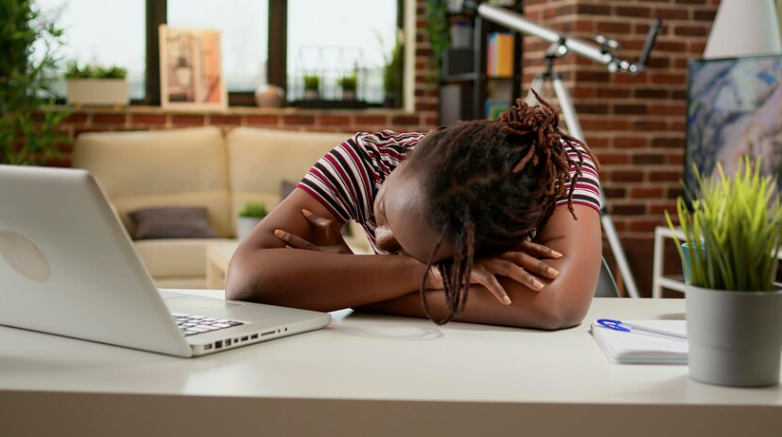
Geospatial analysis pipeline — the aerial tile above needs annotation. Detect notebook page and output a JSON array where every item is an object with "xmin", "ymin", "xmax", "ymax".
[{"xmin": 590, "ymin": 320, "xmax": 688, "ymax": 364}]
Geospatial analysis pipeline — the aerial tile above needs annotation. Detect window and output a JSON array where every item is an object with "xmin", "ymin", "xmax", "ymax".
[
  {"xmin": 34, "ymin": 0, "xmax": 146, "ymax": 99},
  {"xmin": 287, "ymin": 0, "xmax": 399, "ymax": 103},
  {"xmin": 167, "ymin": 0, "xmax": 269, "ymax": 93}
]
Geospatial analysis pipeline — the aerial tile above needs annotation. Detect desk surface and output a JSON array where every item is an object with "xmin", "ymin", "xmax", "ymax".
[
  {"xmin": 1, "ymin": 294, "xmax": 781, "ymax": 436},
  {"xmin": 1, "ymin": 293, "xmax": 780, "ymax": 405}
]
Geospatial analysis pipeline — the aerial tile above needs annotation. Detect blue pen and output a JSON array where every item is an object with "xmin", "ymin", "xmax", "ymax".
[{"xmin": 597, "ymin": 319, "xmax": 687, "ymax": 340}]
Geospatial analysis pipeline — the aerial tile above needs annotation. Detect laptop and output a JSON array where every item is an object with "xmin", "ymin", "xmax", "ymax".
[{"xmin": 0, "ymin": 165, "xmax": 331, "ymax": 357}]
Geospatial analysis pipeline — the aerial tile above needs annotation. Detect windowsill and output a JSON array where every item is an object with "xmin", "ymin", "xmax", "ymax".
[{"xmin": 50, "ymin": 104, "xmax": 416, "ymax": 116}]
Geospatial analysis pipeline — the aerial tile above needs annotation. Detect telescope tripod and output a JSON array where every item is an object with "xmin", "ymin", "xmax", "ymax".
[{"xmin": 526, "ymin": 45, "xmax": 640, "ymax": 298}]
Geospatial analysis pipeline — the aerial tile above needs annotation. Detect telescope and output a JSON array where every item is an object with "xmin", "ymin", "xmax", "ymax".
[{"xmin": 448, "ymin": 0, "xmax": 664, "ymax": 298}]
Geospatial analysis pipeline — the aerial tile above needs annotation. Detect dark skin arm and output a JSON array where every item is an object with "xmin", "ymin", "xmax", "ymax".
[
  {"xmin": 225, "ymin": 188, "xmax": 427, "ymax": 312},
  {"xmin": 354, "ymin": 205, "xmax": 603, "ymax": 330}
]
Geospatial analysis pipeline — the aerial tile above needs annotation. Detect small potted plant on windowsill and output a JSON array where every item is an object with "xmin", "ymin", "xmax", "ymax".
[
  {"xmin": 237, "ymin": 201, "xmax": 269, "ymax": 242},
  {"xmin": 65, "ymin": 62, "xmax": 129, "ymax": 108},
  {"xmin": 302, "ymin": 74, "xmax": 321, "ymax": 101},
  {"xmin": 665, "ymin": 156, "xmax": 782, "ymax": 387},
  {"xmin": 338, "ymin": 73, "xmax": 358, "ymax": 101}
]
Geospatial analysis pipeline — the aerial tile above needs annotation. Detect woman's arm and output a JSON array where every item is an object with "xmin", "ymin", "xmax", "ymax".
[
  {"xmin": 355, "ymin": 204, "xmax": 603, "ymax": 330},
  {"xmin": 225, "ymin": 188, "xmax": 428, "ymax": 312}
]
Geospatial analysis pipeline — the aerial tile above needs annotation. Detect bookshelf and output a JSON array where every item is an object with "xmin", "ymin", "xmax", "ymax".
[{"xmin": 439, "ymin": 1, "xmax": 524, "ymax": 125}]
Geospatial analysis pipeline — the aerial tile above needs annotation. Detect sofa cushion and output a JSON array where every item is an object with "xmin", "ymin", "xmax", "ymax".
[
  {"xmin": 134, "ymin": 238, "xmax": 234, "ymax": 278},
  {"xmin": 227, "ymin": 128, "xmax": 351, "ymax": 223},
  {"xmin": 129, "ymin": 207, "xmax": 220, "ymax": 240},
  {"xmin": 72, "ymin": 127, "xmax": 233, "ymax": 238}
]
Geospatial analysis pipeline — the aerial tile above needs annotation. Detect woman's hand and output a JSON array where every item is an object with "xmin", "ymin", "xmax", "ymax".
[
  {"xmin": 273, "ymin": 209, "xmax": 354, "ymax": 254},
  {"xmin": 425, "ymin": 240, "xmax": 562, "ymax": 306}
]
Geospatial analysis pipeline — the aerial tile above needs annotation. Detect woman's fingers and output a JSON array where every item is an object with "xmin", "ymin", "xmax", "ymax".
[
  {"xmin": 274, "ymin": 229, "xmax": 321, "ymax": 251},
  {"xmin": 471, "ymin": 265, "xmax": 513, "ymax": 305},
  {"xmin": 489, "ymin": 259, "xmax": 545, "ymax": 291},
  {"xmin": 517, "ymin": 240, "xmax": 563, "ymax": 259},
  {"xmin": 500, "ymin": 251, "xmax": 559, "ymax": 280}
]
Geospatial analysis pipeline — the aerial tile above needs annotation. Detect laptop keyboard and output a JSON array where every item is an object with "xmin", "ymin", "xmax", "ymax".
[{"xmin": 171, "ymin": 313, "xmax": 245, "ymax": 337}]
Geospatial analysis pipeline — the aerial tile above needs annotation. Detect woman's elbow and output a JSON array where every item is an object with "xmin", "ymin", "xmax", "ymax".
[
  {"xmin": 225, "ymin": 250, "xmax": 272, "ymax": 303},
  {"xmin": 527, "ymin": 289, "xmax": 593, "ymax": 331}
]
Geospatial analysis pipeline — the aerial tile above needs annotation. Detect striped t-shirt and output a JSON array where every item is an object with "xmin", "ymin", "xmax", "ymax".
[{"xmin": 297, "ymin": 130, "xmax": 601, "ymax": 254}]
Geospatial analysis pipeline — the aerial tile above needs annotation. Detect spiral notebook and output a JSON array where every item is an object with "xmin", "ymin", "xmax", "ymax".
[{"xmin": 590, "ymin": 320, "xmax": 688, "ymax": 365}]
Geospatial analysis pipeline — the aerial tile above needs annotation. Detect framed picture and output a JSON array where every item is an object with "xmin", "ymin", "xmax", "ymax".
[
  {"xmin": 685, "ymin": 54, "xmax": 782, "ymax": 200},
  {"xmin": 159, "ymin": 25, "xmax": 227, "ymax": 110}
]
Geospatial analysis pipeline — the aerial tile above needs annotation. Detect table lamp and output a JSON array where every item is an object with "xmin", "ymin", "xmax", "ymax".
[{"xmin": 703, "ymin": 0, "xmax": 782, "ymax": 58}]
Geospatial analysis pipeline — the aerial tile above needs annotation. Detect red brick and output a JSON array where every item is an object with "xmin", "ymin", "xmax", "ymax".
[
  {"xmin": 612, "ymin": 170, "xmax": 644, "ymax": 182},
  {"xmin": 627, "ymin": 218, "xmax": 666, "ymax": 232},
  {"xmin": 582, "ymin": 118, "xmax": 631, "ymax": 131},
  {"xmin": 355, "ymin": 115, "xmax": 388, "ymax": 125},
  {"xmin": 630, "ymin": 187, "xmax": 665, "ymax": 199},
  {"xmin": 614, "ymin": 137, "xmax": 647, "ymax": 148},
  {"xmin": 611, "ymin": 204, "xmax": 647, "ymax": 216},
  {"xmin": 674, "ymin": 25, "xmax": 709, "ymax": 37},
  {"xmin": 655, "ymin": 8, "xmax": 689, "ymax": 21},
  {"xmin": 650, "ymin": 202, "xmax": 678, "ymax": 215},
  {"xmin": 651, "ymin": 73, "xmax": 687, "ymax": 85},
  {"xmin": 597, "ymin": 22, "xmax": 631, "ymax": 34},
  {"xmin": 693, "ymin": 9, "xmax": 717, "ymax": 21},
  {"xmin": 668, "ymin": 152, "xmax": 685, "ymax": 165},
  {"xmin": 246, "ymin": 115, "xmax": 280, "ymax": 126},
  {"xmin": 635, "ymin": 88, "xmax": 669, "ymax": 99},
  {"xmin": 392, "ymin": 115, "xmax": 421, "ymax": 125},
  {"xmin": 597, "ymin": 88, "xmax": 631, "ymax": 98},
  {"xmin": 210, "ymin": 115, "xmax": 242, "ymax": 126},
  {"xmin": 632, "ymin": 120, "xmax": 667, "ymax": 132},
  {"xmin": 655, "ymin": 41, "xmax": 687, "ymax": 52},
  {"xmin": 172, "ymin": 115, "xmax": 204, "ymax": 126},
  {"xmin": 64, "ymin": 113, "xmax": 89, "ymax": 124},
  {"xmin": 575, "ymin": 103, "xmax": 610, "ymax": 114},
  {"xmin": 616, "ymin": 6, "xmax": 651, "ymax": 18},
  {"xmin": 93, "ymin": 114, "xmax": 127, "ymax": 125},
  {"xmin": 649, "ymin": 170, "xmax": 681, "ymax": 182},
  {"xmin": 283, "ymin": 115, "xmax": 315, "ymax": 126},
  {"xmin": 602, "ymin": 187, "xmax": 627, "ymax": 199},
  {"xmin": 595, "ymin": 152, "xmax": 630, "ymax": 165},
  {"xmin": 674, "ymin": 0, "xmax": 707, "ymax": 4},
  {"xmin": 649, "ymin": 104, "xmax": 686, "ymax": 116},
  {"xmin": 632, "ymin": 153, "xmax": 666, "ymax": 165},
  {"xmin": 668, "ymin": 186, "xmax": 686, "ymax": 199},
  {"xmin": 131, "ymin": 114, "xmax": 167, "ymax": 125},
  {"xmin": 575, "ymin": 4, "xmax": 611, "ymax": 15},
  {"xmin": 317, "ymin": 115, "xmax": 350, "ymax": 126},
  {"xmin": 613, "ymin": 104, "xmax": 648, "ymax": 115},
  {"xmin": 652, "ymin": 137, "xmax": 685, "ymax": 149}
]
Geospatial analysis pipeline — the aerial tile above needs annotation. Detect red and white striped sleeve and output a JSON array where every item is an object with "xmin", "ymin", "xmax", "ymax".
[{"xmin": 555, "ymin": 142, "xmax": 602, "ymax": 213}]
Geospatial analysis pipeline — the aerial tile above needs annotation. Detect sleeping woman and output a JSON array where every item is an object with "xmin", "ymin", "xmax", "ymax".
[{"xmin": 225, "ymin": 94, "xmax": 603, "ymax": 329}]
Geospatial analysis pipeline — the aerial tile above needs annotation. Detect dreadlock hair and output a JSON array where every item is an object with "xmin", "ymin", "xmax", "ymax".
[{"xmin": 404, "ymin": 90, "xmax": 598, "ymax": 325}]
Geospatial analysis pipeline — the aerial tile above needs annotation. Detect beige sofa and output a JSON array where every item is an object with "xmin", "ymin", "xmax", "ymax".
[{"xmin": 73, "ymin": 126, "xmax": 370, "ymax": 289}]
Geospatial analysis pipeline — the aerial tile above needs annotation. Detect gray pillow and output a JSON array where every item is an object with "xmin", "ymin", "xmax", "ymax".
[{"xmin": 128, "ymin": 207, "xmax": 220, "ymax": 240}]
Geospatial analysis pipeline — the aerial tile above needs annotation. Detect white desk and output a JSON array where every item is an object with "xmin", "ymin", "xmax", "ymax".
[{"xmin": 1, "ymin": 294, "xmax": 781, "ymax": 436}]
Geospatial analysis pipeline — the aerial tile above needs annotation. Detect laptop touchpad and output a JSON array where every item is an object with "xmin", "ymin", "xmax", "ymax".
[{"xmin": 165, "ymin": 296, "xmax": 244, "ymax": 314}]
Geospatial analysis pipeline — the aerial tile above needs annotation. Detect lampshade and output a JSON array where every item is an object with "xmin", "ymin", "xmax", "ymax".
[{"xmin": 703, "ymin": 0, "xmax": 782, "ymax": 58}]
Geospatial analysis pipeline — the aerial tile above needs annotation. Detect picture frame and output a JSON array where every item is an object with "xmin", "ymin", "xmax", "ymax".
[{"xmin": 159, "ymin": 25, "xmax": 227, "ymax": 110}]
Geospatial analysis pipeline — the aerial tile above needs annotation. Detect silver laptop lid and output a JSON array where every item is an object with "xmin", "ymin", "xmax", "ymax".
[{"xmin": 0, "ymin": 165, "xmax": 191, "ymax": 357}]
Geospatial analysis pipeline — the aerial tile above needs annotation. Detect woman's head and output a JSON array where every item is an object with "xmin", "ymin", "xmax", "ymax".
[{"xmin": 373, "ymin": 93, "xmax": 596, "ymax": 324}]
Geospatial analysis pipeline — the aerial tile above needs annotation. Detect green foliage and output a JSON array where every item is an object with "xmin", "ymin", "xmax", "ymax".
[
  {"xmin": 65, "ymin": 62, "xmax": 127, "ymax": 79},
  {"xmin": 665, "ymin": 156, "xmax": 782, "ymax": 292},
  {"xmin": 239, "ymin": 201, "xmax": 269, "ymax": 218},
  {"xmin": 337, "ymin": 74, "xmax": 357, "ymax": 92},
  {"xmin": 424, "ymin": 0, "xmax": 451, "ymax": 76},
  {"xmin": 303, "ymin": 75, "xmax": 320, "ymax": 92},
  {"xmin": 0, "ymin": 0, "xmax": 69, "ymax": 165}
]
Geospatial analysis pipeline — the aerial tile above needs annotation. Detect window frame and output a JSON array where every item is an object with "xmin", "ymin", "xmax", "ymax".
[{"xmin": 143, "ymin": 0, "xmax": 404, "ymax": 108}]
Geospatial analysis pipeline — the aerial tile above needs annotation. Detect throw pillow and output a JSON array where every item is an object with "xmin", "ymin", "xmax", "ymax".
[{"xmin": 128, "ymin": 207, "xmax": 220, "ymax": 240}]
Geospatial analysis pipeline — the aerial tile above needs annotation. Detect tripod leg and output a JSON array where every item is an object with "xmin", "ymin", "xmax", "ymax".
[{"xmin": 549, "ymin": 74, "xmax": 641, "ymax": 298}]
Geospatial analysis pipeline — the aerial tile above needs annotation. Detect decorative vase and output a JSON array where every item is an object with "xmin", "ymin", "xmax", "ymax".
[
  {"xmin": 66, "ymin": 79, "xmax": 130, "ymax": 107},
  {"xmin": 254, "ymin": 84, "xmax": 285, "ymax": 107},
  {"xmin": 304, "ymin": 89, "xmax": 319, "ymax": 101},
  {"xmin": 686, "ymin": 284, "xmax": 782, "ymax": 387},
  {"xmin": 237, "ymin": 217, "xmax": 263, "ymax": 241}
]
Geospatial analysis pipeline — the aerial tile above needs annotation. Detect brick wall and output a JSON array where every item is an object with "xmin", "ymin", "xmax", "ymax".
[
  {"xmin": 53, "ymin": 0, "xmax": 438, "ymax": 165},
  {"xmin": 523, "ymin": 0, "xmax": 720, "ymax": 295}
]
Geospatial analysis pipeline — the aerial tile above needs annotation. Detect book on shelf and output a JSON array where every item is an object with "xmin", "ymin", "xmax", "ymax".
[
  {"xmin": 485, "ymin": 99, "xmax": 510, "ymax": 120},
  {"xmin": 487, "ymin": 32, "xmax": 514, "ymax": 78}
]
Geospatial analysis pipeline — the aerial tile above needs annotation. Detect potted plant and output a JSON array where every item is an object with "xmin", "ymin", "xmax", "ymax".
[
  {"xmin": 302, "ymin": 74, "xmax": 320, "ymax": 101},
  {"xmin": 337, "ymin": 73, "xmax": 358, "ymax": 101},
  {"xmin": 237, "ymin": 201, "xmax": 269, "ymax": 241},
  {"xmin": 382, "ymin": 35, "xmax": 403, "ymax": 108},
  {"xmin": 0, "ymin": 0, "xmax": 70, "ymax": 166},
  {"xmin": 665, "ymin": 156, "xmax": 782, "ymax": 387},
  {"xmin": 65, "ymin": 62, "xmax": 129, "ymax": 108}
]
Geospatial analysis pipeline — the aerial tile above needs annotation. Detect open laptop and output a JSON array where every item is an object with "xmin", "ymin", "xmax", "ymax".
[{"xmin": 0, "ymin": 165, "xmax": 330, "ymax": 357}]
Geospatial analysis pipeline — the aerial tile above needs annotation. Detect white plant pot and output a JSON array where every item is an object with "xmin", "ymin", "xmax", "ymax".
[
  {"xmin": 341, "ymin": 90, "xmax": 356, "ymax": 101},
  {"xmin": 66, "ymin": 79, "xmax": 130, "ymax": 107},
  {"xmin": 304, "ymin": 89, "xmax": 319, "ymax": 101},
  {"xmin": 686, "ymin": 284, "xmax": 782, "ymax": 387},
  {"xmin": 237, "ymin": 217, "xmax": 263, "ymax": 242}
]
